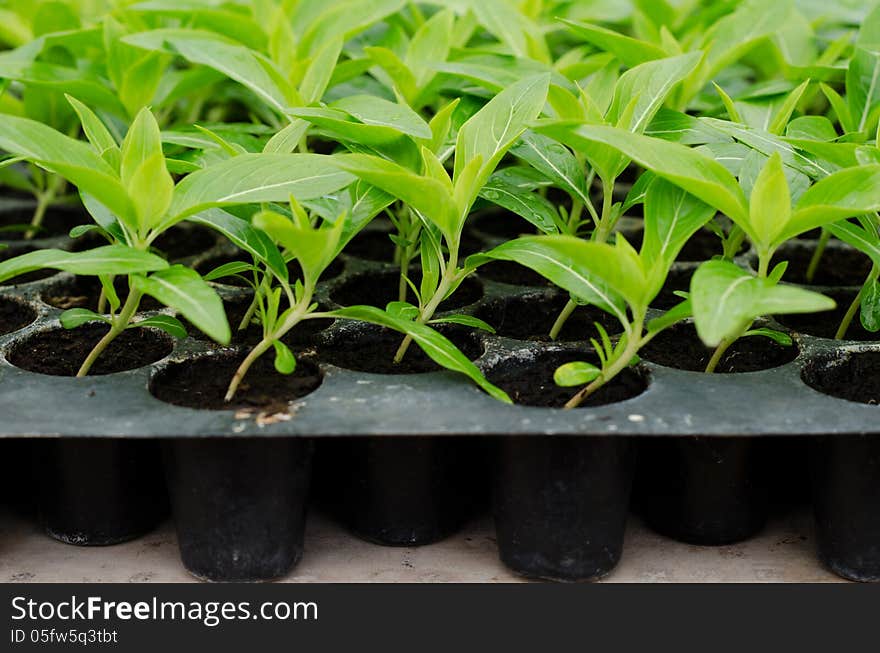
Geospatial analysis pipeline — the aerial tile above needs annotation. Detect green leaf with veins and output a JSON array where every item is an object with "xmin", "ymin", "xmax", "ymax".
[
  {"xmin": 131, "ymin": 266, "xmax": 230, "ymax": 345},
  {"xmin": 690, "ymin": 259, "xmax": 835, "ymax": 347},
  {"xmin": 0, "ymin": 246, "xmax": 168, "ymax": 284}
]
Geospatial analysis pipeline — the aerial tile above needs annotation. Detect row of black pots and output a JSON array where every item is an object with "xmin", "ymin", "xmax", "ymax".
[{"xmin": 4, "ymin": 433, "xmax": 877, "ymax": 583}]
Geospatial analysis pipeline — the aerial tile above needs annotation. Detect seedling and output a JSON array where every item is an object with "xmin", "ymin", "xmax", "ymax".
[
  {"xmin": 332, "ymin": 74, "xmax": 550, "ymax": 364},
  {"xmin": 538, "ymin": 124, "xmax": 880, "ymax": 370},
  {"xmin": 0, "ymin": 99, "xmax": 353, "ymax": 375}
]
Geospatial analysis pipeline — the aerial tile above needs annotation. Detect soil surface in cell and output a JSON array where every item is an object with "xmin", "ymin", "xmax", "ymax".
[
  {"xmin": 0, "ymin": 204, "xmax": 87, "ymax": 241},
  {"xmin": 485, "ymin": 348, "xmax": 647, "ymax": 408},
  {"xmin": 151, "ymin": 354, "xmax": 323, "ymax": 411},
  {"xmin": 468, "ymin": 210, "xmax": 539, "ymax": 239},
  {"xmin": 331, "ymin": 268, "xmax": 483, "ymax": 311},
  {"xmin": 642, "ymin": 323, "xmax": 798, "ymax": 373},
  {"xmin": 318, "ymin": 323, "xmax": 482, "ymax": 374},
  {"xmin": 802, "ymin": 351, "xmax": 880, "ymax": 405},
  {"xmin": 776, "ymin": 289, "xmax": 878, "ymax": 342},
  {"xmin": 0, "ymin": 296, "xmax": 37, "ymax": 336},
  {"xmin": 771, "ymin": 244, "xmax": 871, "ymax": 286},
  {"xmin": 477, "ymin": 260, "xmax": 551, "ymax": 287},
  {"xmin": 8, "ymin": 325, "xmax": 172, "ymax": 376},
  {"xmin": 474, "ymin": 292, "xmax": 619, "ymax": 342},
  {"xmin": 41, "ymin": 276, "xmax": 163, "ymax": 312},
  {"xmin": 650, "ymin": 267, "xmax": 694, "ymax": 310},
  {"xmin": 343, "ymin": 226, "xmax": 485, "ymax": 263}
]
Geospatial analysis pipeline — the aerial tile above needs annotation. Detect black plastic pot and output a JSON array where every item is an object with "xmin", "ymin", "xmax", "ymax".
[
  {"xmin": 810, "ymin": 435, "xmax": 880, "ymax": 582},
  {"xmin": 492, "ymin": 436, "xmax": 635, "ymax": 581},
  {"xmin": 34, "ymin": 439, "xmax": 167, "ymax": 545},
  {"xmin": 163, "ymin": 438, "xmax": 314, "ymax": 582},
  {"xmin": 315, "ymin": 436, "xmax": 485, "ymax": 546},
  {"xmin": 639, "ymin": 437, "xmax": 768, "ymax": 545}
]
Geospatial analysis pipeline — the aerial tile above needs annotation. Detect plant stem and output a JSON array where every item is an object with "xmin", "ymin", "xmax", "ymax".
[
  {"xmin": 805, "ymin": 229, "xmax": 831, "ymax": 284},
  {"xmin": 835, "ymin": 288, "xmax": 864, "ymax": 340},
  {"xmin": 564, "ymin": 328, "xmax": 641, "ymax": 410},
  {"xmin": 704, "ymin": 337, "xmax": 733, "ymax": 374},
  {"xmin": 76, "ymin": 288, "xmax": 142, "ymax": 378},
  {"xmin": 25, "ymin": 189, "xmax": 55, "ymax": 240},
  {"xmin": 549, "ymin": 178, "xmax": 615, "ymax": 339},
  {"xmin": 393, "ymin": 250, "xmax": 458, "ymax": 364},
  {"xmin": 549, "ymin": 299, "xmax": 577, "ymax": 340},
  {"xmin": 224, "ymin": 286, "xmax": 314, "ymax": 401}
]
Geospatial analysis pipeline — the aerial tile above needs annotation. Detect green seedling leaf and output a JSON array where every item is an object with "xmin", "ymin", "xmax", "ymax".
[
  {"xmin": 203, "ymin": 261, "xmax": 255, "ymax": 283},
  {"xmin": 642, "ymin": 178, "xmax": 716, "ymax": 269},
  {"xmin": 483, "ymin": 235, "xmax": 645, "ymax": 324},
  {"xmin": 429, "ymin": 315, "xmax": 496, "ymax": 333},
  {"xmin": 386, "ymin": 301, "xmax": 420, "ymax": 321},
  {"xmin": 748, "ymin": 152, "xmax": 791, "ymax": 251},
  {"xmin": 131, "ymin": 266, "xmax": 230, "ymax": 345},
  {"xmin": 59, "ymin": 308, "xmax": 111, "ymax": 329},
  {"xmin": 691, "ymin": 259, "xmax": 835, "ymax": 346},
  {"xmin": 190, "ymin": 209, "xmax": 287, "ymax": 282},
  {"xmin": 479, "ymin": 169, "xmax": 559, "ymax": 234},
  {"xmin": 536, "ymin": 123, "xmax": 750, "ymax": 229},
  {"xmin": 510, "ymin": 131, "xmax": 590, "ymax": 207},
  {"xmin": 273, "ymin": 340, "xmax": 297, "ymax": 374},
  {"xmin": 553, "ymin": 361, "xmax": 601, "ymax": 387},
  {"xmin": 647, "ymin": 299, "xmax": 693, "ymax": 334},
  {"xmin": 0, "ymin": 246, "xmax": 168, "ymax": 284},
  {"xmin": 326, "ymin": 305, "xmax": 511, "ymax": 403},
  {"xmin": 132, "ymin": 315, "xmax": 188, "ymax": 339},
  {"xmin": 560, "ymin": 20, "xmax": 666, "ymax": 66},
  {"xmin": 826, "ymin": 220, "xmax": 880, "ymax": 268},
  {"xmin": 168, "ymin": 154, "xmax": 354, "ymax": 223},
  {"xmin": 743, "ymin": 328, "xmax": 793, "ymax": 346},
  {"xmin": 862, "ymin": 279, "xmax": 880, "ymax": 332}
]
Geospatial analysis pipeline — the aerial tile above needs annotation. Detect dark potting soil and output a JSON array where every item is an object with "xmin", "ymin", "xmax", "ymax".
[
  {"xmin": 8, "ymin": 325, "xmax": 173, "ymax": 376},
  {"xmin": 776, "ymin": 289, "xmax": 878, "ymax": 341},
  {"xmin": 474, "ymin": 292, "xmax": 620, "ymax": 342},
  {"xmin": 150, "ymin": 354, "xmax": 322, "ymax": 411},
  {"xmin": 317, "ymin": 323, "xmax": 482, "ymax": 374},
  {"xmin": 0, "ymin": 246, "xmax": 57, "ymax": 286},
  {"xmin": 642, "ymin": 322, "xmax": 799, "ymax": 373},
  {"xmin": 0, "ymin": 204, "xmax": 87, "ymax": 241},
  {"xmin": 477, "ymin": 260, "xmax": 551, "ymax": 287},
  {"xmin": 0, "ymin": 296, "xmax": 37, "ymax": 336},
  {"xmin": 330, "ymin": 268, "xmax": 484, "ymax": 311},
  {"xmin": 186, "ymin": 295, "xmax": 333, "ymax": 346},
  {"xmin": 40, "ymin": 276, "xmax": 162, "ymax": 312},
  {"xmin": 677, "ymin": 229, "xmax": 748, "ymax": 262},
  {"xmin": 151, "ymin": 226, "xmax": 217, "ymax": 260},
  {"xmin": 344, "ymin": 226, "xmax": 486, "ymax": 263},
  {"xmin": 802, "ymin": 351, "xmax": 880, "ymax": 405},
  {"xmin": 468, "ymin": 210, "xmax": 539, "ymax": 239},
  {"xmin": 651, "ymin": 267, "xmax": 694, "ymax": 310},
  {"xmin": 484, "ymin": 348, "xmax": 647, "ymax": 408},
  {"xmin": 771, "ymin": 243, "xmax": 871, "ymax": 286}
]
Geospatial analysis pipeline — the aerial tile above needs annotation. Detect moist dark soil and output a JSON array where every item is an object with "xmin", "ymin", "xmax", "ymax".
[
  {"xmin": 802, "ymin": 351, "xmax": 880, "ymax": 405},
  {"xmin": 468, "ymin": 210, "xmax": 540, "ymax": 239},
  {"xmin": 477, "ymin": 260, "xmax": 551, "ymax": 287},
  {"xmin": 474, "ymin": 292, "xmax": 620, "ymax": 342},
  {"xmin": 41, "ymin": 276, "xmax": 163, "ymax": 312},
  {"xmin": 771, "ymin": 243, "xmax": 871, "ymax": 286},
  {"xmin": 642, "ymin": 323, "xmax": 799, "ymax": 373},
  {"xmin": 317, "ymin": 323, "xmax": 482, "ymax": 374},
  {"xmin": 484, "ymin": 348, "xmax": 648, "ymax": 408},
  {"xmin": 677, "ymin": 229, "xmax": 748, "ymax": 262},
  {"xmin": 186, "ymin": 295, "xmax": 333, "ymax": 346},
  {"xmin": 0, "ymin": 246, "xmax": 57, "ymax": 286},
  {"xmin": 8, "ymin": 325, "xmax": 173, "ymax": 376},
  {"xmin": 196, "ymin": 254, "xmax": 345, "ymax": 287},
  {"xmin": 775, "ymin": 289, "xmax": 878, "ymax": 341},
  {"xmin": 330, "ymin": 268, "xmax": 484, "ymax": 311},
  {"xmin": 0, "ymin": 204, "xmax": 87, "ymax": 241},
  {"xmin": 150, "ymin": 353, "xmax": 322, "ymax": 411},
  {"xmin": 651, "ymin": 267, "xmax": 694, "ymax": 310},
  {"xmin": 0, "ymin": 296, "xmax": 37, "ymax": 336},
  {"xmin": 151, "ymin": 226, "xmax": 217, "ymax": 260},
  {"xmin": 344, "ymin": 226, "xmax": 486, "ymax": 263}
]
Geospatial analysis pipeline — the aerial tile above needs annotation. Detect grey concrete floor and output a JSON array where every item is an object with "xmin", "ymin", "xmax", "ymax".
[{"xmin": 0, "ymin": 507, "xmax": 844, "ymax": 583}]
